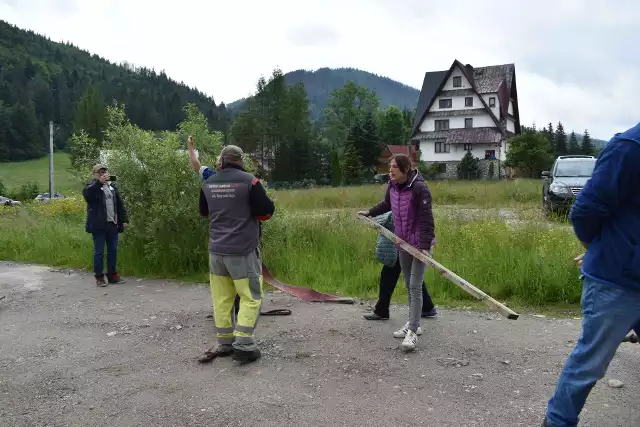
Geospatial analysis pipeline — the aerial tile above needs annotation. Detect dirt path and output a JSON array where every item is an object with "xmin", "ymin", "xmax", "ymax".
[{"xmin": 1, "ymin": 262, "xmax": 637, "ymax": 427}]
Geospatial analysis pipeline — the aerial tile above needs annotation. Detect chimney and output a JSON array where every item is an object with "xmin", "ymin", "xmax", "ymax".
[{"xmin": 465, "ymin": 63, "xmax": 474, "ymax": 86}]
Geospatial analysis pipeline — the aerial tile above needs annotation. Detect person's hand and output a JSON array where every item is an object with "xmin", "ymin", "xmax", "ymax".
[
  {"xmin": 122, "ymin": 223, "xmax": 128, "ymax": 230},
  {"xmin": 357, "ymin": 210, "xmax": 370, "ymax": 217},
  {"xmin": 422, "ymin": 248, "xmax": 433, "ymax": 257},
  {"xmin": 575, "ymin": 253, "xmax": 584, "ymax": 267},
  {"xmin": 187, "ymin": 135, "xmax": 195, "ymax": 150}
]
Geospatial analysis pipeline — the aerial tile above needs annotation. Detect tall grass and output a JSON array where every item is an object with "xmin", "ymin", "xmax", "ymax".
[
  {"xmin": 0, "ymin": 194, "xmax": 583, "ymax": 307},
  {"xmin": 275, "ymin": 179, "xmax": 542, "ymax": 210}
]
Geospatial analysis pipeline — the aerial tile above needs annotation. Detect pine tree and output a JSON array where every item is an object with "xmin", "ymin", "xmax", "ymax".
[
  {"xmin": 581, "ymin": 129, "xmax": 594, "ymax": 156},
  {"xmin": 331, "ymin": 150, "xmax": 341, "ymax": 187},
  {"xmin": 546, "ymin": 122, "xmax": 555, "ymax": 152},
  {"xmin": 73, "ymin": 85, "xmax": 106, "ymax": 143},
  {"xmin": 554, "ymin": 122, "xmax": 567, "ymax": 156},
  {"xmin": 568, "ymin": 131, "xmax": 580, "ymax": 154},
  {"xmin": 457, "ymin": 150, "xmax": 480, "ymax": 180},
  {"xmin": 357, "ymin": 112, "xmax": 382, "ymax": 176},
  {"xmin": 341, "ymin": 142, "xmax": 362, "ymax": 185}
]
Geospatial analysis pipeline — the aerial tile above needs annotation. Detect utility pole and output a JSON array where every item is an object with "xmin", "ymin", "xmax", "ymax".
[{"xmin": 49, "ymin": 120, "xmax": 54, "ymax": 198}]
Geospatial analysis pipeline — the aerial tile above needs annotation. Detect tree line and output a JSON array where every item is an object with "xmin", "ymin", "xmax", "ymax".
[
  {"xmin": 506, "ymin": 123, "xmax": 597, "ymax": 178},
  {"xmin": 0, "ymin": 20, "xmax": 231, "ymax": 163},
  {"xmin": 228, "ymin": 68, "xmax": 415, "ymax": 187}
]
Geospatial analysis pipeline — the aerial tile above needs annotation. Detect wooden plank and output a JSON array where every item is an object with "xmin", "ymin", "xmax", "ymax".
[{"xmin": 356, "ymin": 214, "xmax": 519, "ymax": 320}]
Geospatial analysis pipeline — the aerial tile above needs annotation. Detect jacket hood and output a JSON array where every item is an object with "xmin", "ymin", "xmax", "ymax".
[{"xmin": 611, "ymin": 122, "xmax": 640, "ymax": 147}]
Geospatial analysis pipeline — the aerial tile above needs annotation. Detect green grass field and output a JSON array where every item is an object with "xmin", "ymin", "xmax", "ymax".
[
  {"xmin": 0, "ymin": 152, "xmax": 81, "ymax": 195},
  {"xmin": 0, "ymin": 176, "xmax": 583, "ymax": 312}
]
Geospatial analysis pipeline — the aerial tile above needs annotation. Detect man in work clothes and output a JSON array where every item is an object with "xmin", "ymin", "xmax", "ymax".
[
  {"xmin": 542, "ymin": 122, "xmax": 640, "ymax": 427},
  {"xmin": 82, "ymin": 164, "xmax": 128, "ymax": 287},
  {"xmin": 187, "ymin": 136, "xmax": 241, "ymax": 317},
  {"xmin": 199, "ymin": 145, "xmax": 275, "ymax": 364}
]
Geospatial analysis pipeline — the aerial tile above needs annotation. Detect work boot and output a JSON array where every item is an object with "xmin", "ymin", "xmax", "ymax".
[
  {"xmin": 95, "ymin": 274, "xmax": 107, "ymax": 287},
  {"xmin": 197, "ymin": 344, "xmax": 233, "ymax": 363},
  {"xmin": 363, "ymin": 312, "xmax": 389, "ymax": 320},
  {"xmin": 421, "ymin": 308, "xmax": 438, "ymax": 318},
  {"xmin": 232, "ymin": 348, "xmax": 261, "ymax": 364},
  {"xmin": 107, "ymin": 272, "xmax": 126, "ymax": 284}
]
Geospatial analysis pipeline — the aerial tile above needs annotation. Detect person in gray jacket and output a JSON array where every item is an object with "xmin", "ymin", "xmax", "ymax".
[
  {"xmin": 364, "ymin": 211, "xmax": 437, "ymax": 321},
  {"xmin": 198, "ymin": 145, "xmax": 275, "ymax": 364}
]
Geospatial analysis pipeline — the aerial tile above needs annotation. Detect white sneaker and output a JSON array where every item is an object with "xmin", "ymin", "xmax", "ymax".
[
  {"xmin": 393, "ymin": 322, "xmax": 422, "ymax": 338},
  {"xmin": 401, "ymin": 330, "xmax": 418, "ymax": 351}
]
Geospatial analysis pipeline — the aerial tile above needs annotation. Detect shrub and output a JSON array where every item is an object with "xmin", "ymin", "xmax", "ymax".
[
  {"xmin": 457, "ymin": 151, "xmax": 480, "ymax": 180},
  {"xmin": 100, "ymin": 102, "xmax": 225, "ymax": 275}
]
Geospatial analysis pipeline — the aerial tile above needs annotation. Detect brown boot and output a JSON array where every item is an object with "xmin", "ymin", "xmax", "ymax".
[
  {"xmin": 107, "ymin": 273, "xmax": 125, "ymax": 284},
  {"xmin": 95, "ymin": 274, "xmax": 107, "ymax": 287}
]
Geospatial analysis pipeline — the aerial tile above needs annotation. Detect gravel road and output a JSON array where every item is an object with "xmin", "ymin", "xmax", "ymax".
[{"xmin": 1, "ymin": 262, "xmax": 638, "ymax": 427}]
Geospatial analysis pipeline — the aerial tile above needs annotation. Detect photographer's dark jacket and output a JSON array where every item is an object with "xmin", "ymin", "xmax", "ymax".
[{"xmin": 82, "ymin": 179, "xmax": 129, "ymax": 233}]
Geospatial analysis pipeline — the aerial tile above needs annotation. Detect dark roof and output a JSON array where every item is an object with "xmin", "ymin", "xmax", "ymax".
[
  {"xmin": 472, "ymin": 64, "xmax": 515, "ymax": 94},
  {"xmin": 416, "ymin": 127, "xmax": 502, "ymax": 144},
  {"xmin": 410, "ymin": 60, "xmax": 515, "ymax": 139},
  {"xmin": 410, "ymin": 70, "xmax": 447, "ymax": 138}
]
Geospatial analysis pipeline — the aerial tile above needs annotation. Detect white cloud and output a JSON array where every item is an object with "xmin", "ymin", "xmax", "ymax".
[{"xmin": 1, "ymin": 0, "xmax": 638, "ymax": 139}]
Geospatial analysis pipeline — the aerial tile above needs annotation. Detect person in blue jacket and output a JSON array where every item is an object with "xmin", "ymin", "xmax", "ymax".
[{"xmin": 542, "ymin": 122, "xmax": 640, "ymax": 427}]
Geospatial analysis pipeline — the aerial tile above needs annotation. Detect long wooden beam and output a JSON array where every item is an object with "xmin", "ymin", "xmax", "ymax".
[{"xmin": 356, "ymin": 214, "xmax": 519, "ymax": 320}]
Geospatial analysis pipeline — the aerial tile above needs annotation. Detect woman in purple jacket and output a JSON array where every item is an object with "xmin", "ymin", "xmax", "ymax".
[{"xmin": 359, "ymin": 154, "xmax": 435, "ymax": 352}]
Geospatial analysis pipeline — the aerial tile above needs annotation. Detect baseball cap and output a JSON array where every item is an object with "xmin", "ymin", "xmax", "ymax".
[
  {"xmin": 92, "ymin": 164, "xmax": 108, "ymax": 173},
  {"xmin": 220, "ymin": 145, "xmax": 244, "ymax": 162}
]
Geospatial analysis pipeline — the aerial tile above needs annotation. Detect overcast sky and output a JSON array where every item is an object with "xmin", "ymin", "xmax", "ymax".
[{"xmin": 1, "ymin": 0, "xmax": 638, "ymax": 140}]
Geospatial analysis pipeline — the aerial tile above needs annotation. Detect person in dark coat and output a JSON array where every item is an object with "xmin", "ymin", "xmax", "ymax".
[{"xmin": 82, "ymin": 164, "xmax": 128, "ymax": 287}]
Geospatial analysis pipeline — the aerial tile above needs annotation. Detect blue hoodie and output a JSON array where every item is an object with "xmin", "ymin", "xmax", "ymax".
[{"xmin": 570, "ymin": 122, "xmax": 640, "ymax": 291}]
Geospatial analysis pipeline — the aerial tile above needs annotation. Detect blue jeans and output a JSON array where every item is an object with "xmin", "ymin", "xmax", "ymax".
[
  {"xmin": 545, "ymin": 276, "xmax": 640, "ymax": 427},
  {"xmin": 92, "ymin": 222, "xmax": 119, "ymax": 276}
]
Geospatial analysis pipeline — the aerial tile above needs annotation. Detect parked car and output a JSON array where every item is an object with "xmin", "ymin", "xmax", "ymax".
[
  {"xmin": 372, "ymin": 173, "xmax": 389, "ymax": 184},
  {"xmin": 541, "ymin": 155, "xmax": 597, "ymax": 214},
  {"xmin": 35, "ymin": 192, "xmax": 66, "ymax": 202},
  {"xmin": 0, "ymin": 196, "xmax": 21, "ymax": 206}
]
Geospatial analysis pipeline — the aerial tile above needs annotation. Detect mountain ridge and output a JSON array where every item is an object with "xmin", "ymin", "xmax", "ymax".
[{"xmin": 228, "ymin": 67, "xmax": 421, "ymax": 120}]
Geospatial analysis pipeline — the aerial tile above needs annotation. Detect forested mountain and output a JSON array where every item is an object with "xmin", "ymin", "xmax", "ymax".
[
  {"xmin": 228, "ymin": 67, "xmax": 421, "ymax": 121},
  {"xmin": 0, "ymin": 20, "xmax": 230, "ymax": 162}
]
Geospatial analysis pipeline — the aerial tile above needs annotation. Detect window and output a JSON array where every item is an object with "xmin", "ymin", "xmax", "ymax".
[
  {"xmin": 434, "ymin": 162, "xmax": 446, "ymax": 173},
  {"xmin": 465, "ymin": 97, "xmax": 473, "ymax": 107},
  {"xmin": 435, "ymin": 141, "xmax": 450, "ymax": 153},
  {"xmin": 434, "ymin": 120, "xmax": 449, "ymax": 131},
  {"xmin": 463, "ymin": 143, "xmax": 472, "ymax": 151},
  {"xmin": 485, "ymin": 150, "xmax": 496, "ymax": 160},
  {"xmin": 453, "ymin": 76, "xmax": 462, "ymax": 88},
  {"xmin": 489, "ymin": 97, "xmax": 496, "ymax": 107},
  {"xmin": 439, "ymin": 99, "xmax": 452, "ymax": 109},
  {"xmin": 465, "ymin": 118, "xmax": 473, "ymax": 128}
]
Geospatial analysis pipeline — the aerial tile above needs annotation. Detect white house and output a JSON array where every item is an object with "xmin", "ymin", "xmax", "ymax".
[{"xmin": 409, "ymin": 60, "xmax": 521, "ymax": 178}]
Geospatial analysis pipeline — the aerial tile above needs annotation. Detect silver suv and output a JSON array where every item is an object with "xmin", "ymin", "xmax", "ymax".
[{"xmin": 541, "ymin": 155, "xmax": 597, "ymax": 213}]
